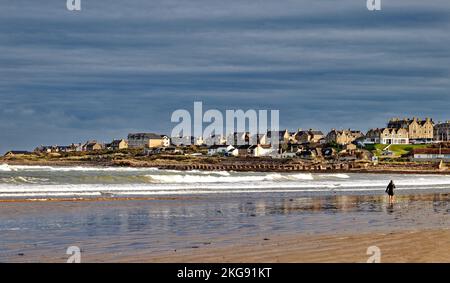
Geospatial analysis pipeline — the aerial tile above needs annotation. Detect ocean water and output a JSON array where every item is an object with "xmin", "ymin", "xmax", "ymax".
[
  {"xmin": 1, "ymin": 164, "xmax": 450, "ymax": 199},
  {"xmin": 1, "ymin": 163, "xmax": 450, "ymax": 262}
]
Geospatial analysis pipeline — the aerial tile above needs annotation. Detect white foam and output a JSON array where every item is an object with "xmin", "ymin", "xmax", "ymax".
[
  {"xmin": 146, "ymin": 174, "xmax": 276, "ymax": 183},
  {"xmin": 1, "ymin": 165, "xmax": 450, "ymax": 198},
  {"xmin": 288, "ymin": 173, "xmax": 314, "ymax": 180},
  {"xmin": 188, "ymin": 170, "xmax": 231, "ymax": 176},
  {"xmin": 0, "ymin": 164, "xmax": 159, "ymax": 172},
  {"xmin": 143, "ymin": 172, "xmax": 317, "ymax": 184},
  {"xmin": 0, "ymin": 175, "xmax": 449, "ymax": 196},
  {"xmin": 321, "ymin": 173, "xmax": 350, "ymax": 179},
  {"xmin": 5, "ymin": 185, "xmax": 450, "ymax": 198},
  {"xmin": 0, "ymin": 164, "xmax": 12, "ymax": 172},
  {"xmin": 0, "ymin": 176, "xmax": 50, "ymax": 184}
]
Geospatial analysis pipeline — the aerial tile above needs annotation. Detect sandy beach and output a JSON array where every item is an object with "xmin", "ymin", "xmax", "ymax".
[
  {"xmin": 1, "ymin": 187, "xmax": 450, "ymax": 262},
  {"xmin": 142, "ymin": 229, "xmax": 450, "ymax": 263}
]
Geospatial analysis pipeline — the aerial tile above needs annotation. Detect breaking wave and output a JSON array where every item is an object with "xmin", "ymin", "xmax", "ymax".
[
  {"xmin": 1, "ymin": 164, "xmax": 450, "ymax": 199},
  {"xmin": 320, "ymin": 173, "xmax": 350, "ymax": 179},
  {"xmin": 146, "ymin": 173, "xmax": 283, "ymax": 183},
  {"xmin": 144, "ymin": 172, "xmax": 315, "ymax": 184},
  {"xmin": 0, "ymin": 164, "xmax": 159, "ymax": 172},
  {"xmin": 0, "ymin": 176, "xmax": 50, "ymax": 184},
  {"xmin": 0, "ymin": 164, "xmax": 12, "ymax": 172}
]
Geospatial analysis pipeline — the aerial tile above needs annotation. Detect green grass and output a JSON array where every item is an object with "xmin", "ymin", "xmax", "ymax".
[{"xmin": 365, "ymin": 144, "xmax": 429, "ymax": 157}]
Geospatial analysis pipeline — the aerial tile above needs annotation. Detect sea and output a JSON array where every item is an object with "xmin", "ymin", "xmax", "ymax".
[
  {"xmin": 1, "ymin": 163, "xmax": 450, "ymax": 262},
  {"xmin": 1, "ymin": 163, "xmax": 450, "ymax": 199}
]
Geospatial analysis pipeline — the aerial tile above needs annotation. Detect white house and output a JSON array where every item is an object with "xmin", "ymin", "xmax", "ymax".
[
  {"xmin": 227, "ymin": 147, "xmax": 239, "ymax": 157},
  {"xmin": 194, "ymin": 136, "xmax": 205, "ymax": 146},
  {"xmin": 257, "ymin": 134, "xmax": 269, "ymax": 145},
  {"xmin": 365, "ymin": 128, "xmax": 409, "ymax": 145},
  {"xmin": 248, "ymin": 144, "xmax": 275, "ymax": 157}
]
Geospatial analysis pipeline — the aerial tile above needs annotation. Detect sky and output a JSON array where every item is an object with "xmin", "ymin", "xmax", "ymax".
[{"xmin": 1, "ymin": 0, "xmax": 449, "ymax": 153}]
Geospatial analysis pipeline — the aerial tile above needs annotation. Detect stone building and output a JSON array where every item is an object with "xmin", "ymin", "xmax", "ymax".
[
  {"xmin": 82, "ymin": 141, "xmax": 103, "ymax": 151},
  {"xmin": 128, "ymin": 133, "xmax": 170, "ymax": 148},
  {"xmin": 294, "ymin": 129, "xmax": 324, "ymax": 144},
  {"xmin": 365, "ymin": 128, "xmax": 409, "ymax": 145},
  {"xmin": 4, "ymin": 151, "xmax": 33, "ymax": 157},
  {"xmin": 105, "ymin": 139, "xmax": 128, "ymax": 151},
  {"xmin": 267, "ymin": 129, "xmax": 290, "ymax": 145},
  {"xmin": 434, "ymin": 121, "xmax": 450, "ymax": 142},
  {"xmin": 387, "ymin": 117, "xmax": 434, "ymax": 140},
  {"xmin": 326, "ymin": 129, "xmax": 364, "ymax": 145}
]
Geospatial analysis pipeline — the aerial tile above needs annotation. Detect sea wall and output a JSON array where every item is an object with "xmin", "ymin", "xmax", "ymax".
[{"xmin": 1, "ymin": 156, "xmax": 448, "ymax": 174}]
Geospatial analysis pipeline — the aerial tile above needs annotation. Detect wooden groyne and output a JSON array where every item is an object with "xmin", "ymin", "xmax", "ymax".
[{"xmin": 155, "ymin": 162, "xmax": 368, "ymax": 172}]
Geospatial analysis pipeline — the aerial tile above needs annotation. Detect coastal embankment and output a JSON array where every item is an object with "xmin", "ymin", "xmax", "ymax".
[{"xmin": 1, "ymin": 154, "xmax": 448, "ymax": 174}]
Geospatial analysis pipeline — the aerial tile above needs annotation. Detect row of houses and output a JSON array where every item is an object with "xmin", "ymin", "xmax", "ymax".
[
  {"xmin": 206, "ymin": 143, "xmax": 361, "ymax": 159},
  {"xmin": 172, "ymin": 129, "xmax": 326, "ymax": 147},
  {"xmin": 186, "ymin": 118, "xmax": 438, "ymax": 148},
  {"xmin": 34, "ymin": 132, "xmax": 173, "ymax": 154},
  {"xmin": 29, "ymin": 117, "xmax": 449, "ymax": 156},
  {"xmin": 195, "ymin": 129, "xmax": 359, "ymax": 147},
  {"xmin": 35, "ymin": 139, "xmax": 128, "ymax": 153},
  {"xmin": 194, "ymin": 118, "xmax": 447, "ymax": 148},
  {"xmin": 207, "ymin": 144, "xmax": 275, "ymax": 157},
  {"xmin": 363, "ymin": 117, "xmax": 450, "ymax": 145}
]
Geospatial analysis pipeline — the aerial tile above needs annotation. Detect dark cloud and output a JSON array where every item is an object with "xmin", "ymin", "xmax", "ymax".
[{"xmin": 0, "ymin": 0, "xmax": 449, "ymax": 153}]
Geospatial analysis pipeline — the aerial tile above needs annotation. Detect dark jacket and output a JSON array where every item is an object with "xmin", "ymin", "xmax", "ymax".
[{"xmin": 385, "ymin": 182, "xmax": 395, "ymax": 195}]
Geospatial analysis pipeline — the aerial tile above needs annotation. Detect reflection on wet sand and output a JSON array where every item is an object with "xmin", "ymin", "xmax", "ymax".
[
  {"xmin": 0, "ymin": 193, "xmax": 449, "ymax": 262},
  {"xmin": 242, "ymin": 193, "xmax": 449, "ymax": 214}
]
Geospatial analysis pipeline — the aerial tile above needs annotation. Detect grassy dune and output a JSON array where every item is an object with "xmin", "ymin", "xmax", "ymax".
[{"xmin": 365, "ymin": 144, "xmax": 429, "ymax": 157}]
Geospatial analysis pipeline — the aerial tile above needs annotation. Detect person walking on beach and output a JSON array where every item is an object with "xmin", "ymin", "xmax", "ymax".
[{"xmin": 385, "ymin": 180, "xmax": 396, "ymax": 204}]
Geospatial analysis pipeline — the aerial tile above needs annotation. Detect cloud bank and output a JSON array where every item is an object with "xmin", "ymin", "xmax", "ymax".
[{"xmin": 0, "ymin": 0, "xmax": 449, "ymax": 152}]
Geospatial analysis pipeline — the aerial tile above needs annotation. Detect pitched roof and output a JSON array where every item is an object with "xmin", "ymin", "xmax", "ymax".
[
  {"xmin": 236, "ymin": 145, "xmax": 252, "ymax": 149},
  {"xmin": 5, "ymin": 151, "xmax": 32, "ymax": 155},
  {"xmin": 309, "ymin": 130, "xmax": 324, "ymax": 135},
  {"xmin": 413, "ymin": 148, "xmax": 450, "ymax": 154},
  {"xmin": 110, "ymin": 139, "xmax": 125, "ymax": 146},
  {"xmin": 267, "ymin": 130, "xmax": 288, "ymax": 138},
  {"xmin": 128, "ymin": 133, "xmax": 163, "ymax": 139},
  {"xmin": 208, "ymin": 145, "xmax": 229, "ymax": 149}
]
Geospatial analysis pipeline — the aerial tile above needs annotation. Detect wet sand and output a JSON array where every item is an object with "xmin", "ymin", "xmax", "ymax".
[
  {"xmin": 142, "ymin": 229, "xmax": 450, "ymax": 263},
  {"xmin": 1, "ymin": 192, "xmax": 449, "ymax": 263}
]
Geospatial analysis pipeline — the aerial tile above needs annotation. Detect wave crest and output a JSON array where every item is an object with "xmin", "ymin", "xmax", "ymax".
[
  {"xmin": 145, "ymin": 172, "xmax": 313, "ymax": 183},
  {"xmin": 0, "ymin": 164, "xmax": 12, "ymax": 172}
]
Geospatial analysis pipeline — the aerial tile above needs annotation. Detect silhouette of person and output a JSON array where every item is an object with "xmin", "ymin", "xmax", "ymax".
[{"xmin": 385, "ymin": 180, "xmax": 396, "ymax": 204}]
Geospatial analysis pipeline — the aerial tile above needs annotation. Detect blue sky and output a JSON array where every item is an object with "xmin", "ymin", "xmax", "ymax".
[{"xmin": 1, "ymin": 0, "xmax": 449, "ymax": 153}]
